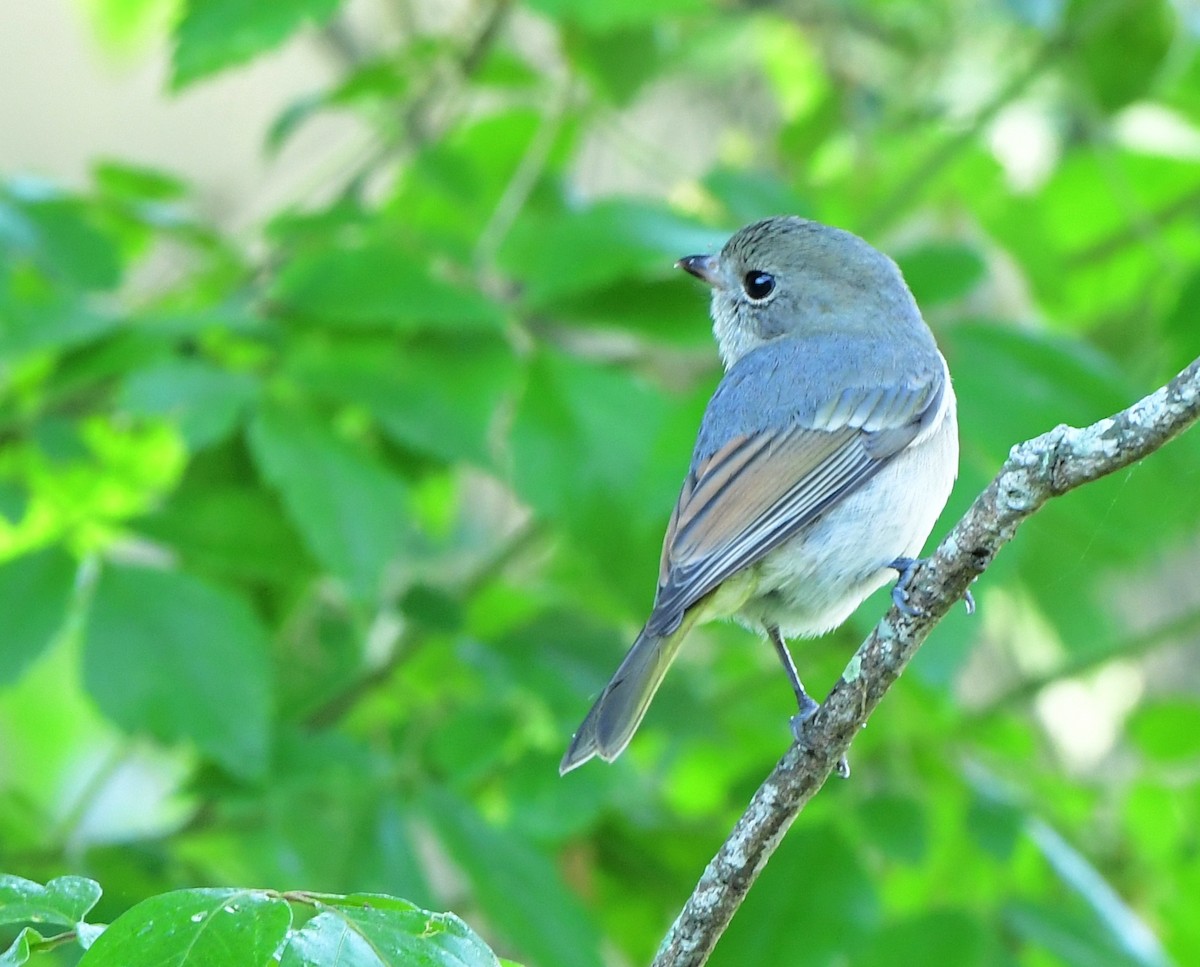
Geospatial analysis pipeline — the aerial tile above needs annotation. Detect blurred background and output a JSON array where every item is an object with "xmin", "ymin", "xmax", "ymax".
[{"xmin": 2, "ymin": 0, "xmax": 1200, "ymax": 964}]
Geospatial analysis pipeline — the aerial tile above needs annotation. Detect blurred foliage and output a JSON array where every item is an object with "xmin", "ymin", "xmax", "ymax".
[{"xmin": 3, "ymin": 0, "xmax": 1200, "ymax": 964}]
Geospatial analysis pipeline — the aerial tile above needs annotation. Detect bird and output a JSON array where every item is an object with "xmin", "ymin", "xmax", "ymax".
[{"xmin": 559, "ymin": 215, "xmax": 958, "ymax": 775}]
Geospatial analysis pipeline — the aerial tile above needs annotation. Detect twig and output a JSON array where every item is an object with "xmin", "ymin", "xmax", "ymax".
[
  {"xmin": 474, "ymin": 83, "xmax": 575, "ymax": 270},
  {"xmin": 652, "ymin": 354, "xmax": 1200, "ymax": 967}
]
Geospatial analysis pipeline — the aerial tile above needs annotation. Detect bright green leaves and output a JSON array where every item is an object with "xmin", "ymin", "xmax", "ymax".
[
  {"xmin": 0, "ymin": 875, "xmax": 101, "ymax": 930},
  {"xmin": 511, "ymin": 350, "xmax": 669, "ymax": 522},
  {"xmin": 280, "ymin": 895, "xmax": 505, "ymax": 967},
  {"xmin": 509, "ymin": 350, "xmax": 689, "ymax": 610},
  {"xmin": 852, "ymin": 910, "xmax": 994, "ymax": 967},
  {"xmin": 285, "ymin": 335, "xmax": 518, "ymax": 467},
  {"xmin": 895, "ymin": 241, "xmax": 985, "ymax": 307},
  {"xmin": 6, "ymin": 0, "xmax": 1200, "ymax": 965},
  {"xmin": 82, "ymin": 565, "xmax": 272, "ymax": 778},
  {"xmin": 0, "ymin": 547, "xmax": 76, "ymax": 685},
  {"xmin": 525, "ymin": 0, "xmax": 706, "ymax": 31},
  {"xmin": 6, "ymin": 195, "xmax": 121, "ymax": 293},
  {"xmin": 0, "ymin": 875, "xmax": 102, "ymax": 967},
  {"xmin": 0, "ymin": 184, "xmax": 124, "ymax": 361},
  {"xmin": 172, "ymin": 0, "xmax": 341, "ymax": 88},
  {"xmin": 120, "ymin": 361, "xmax": 258, "ymax": 451},
  {"xmin": 1066, "ymin": 0, "xmax": 1175, "ymax": 112},
  {"xmin": 0, "ymin": 879, "xmax": 509, "ymax": 967},
  {"xmin": 500, "ymin": 201, "xmax": 716, "ymax": 309},
  {"xmin": 248, "ymin": 405, "xmax": 409, "ymax": 600},
  {"xmin": 81, "ymin": 889, "xmax": 291, "ymax": 966},
  {"xmin": 270, "ymin": 239, "xmax": 503, "ymax": 332}
]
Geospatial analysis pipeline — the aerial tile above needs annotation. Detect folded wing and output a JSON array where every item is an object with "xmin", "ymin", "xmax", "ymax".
[{"xmin": 647, "ymin": 359, "xmax": 945, "ymax": 635}]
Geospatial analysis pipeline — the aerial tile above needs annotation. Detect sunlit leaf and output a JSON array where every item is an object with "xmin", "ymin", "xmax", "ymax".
[
  {"xmin": 0, "ymin": 547, "xmax": 76, "ymax": 686},
  {"xmin": 77, "ymin": 889, "xmax": 291, "ymax": 966},
  {"xmin": 0, "ymin": 875, "xmax": 101, "ymax": 929},
  {"xmin": 172, "ymin": 0, "xmax": 340, "ymax": 88},
  {"xmin": 280, "ymin": 895, "xmax": 503, "ymax": 967}
]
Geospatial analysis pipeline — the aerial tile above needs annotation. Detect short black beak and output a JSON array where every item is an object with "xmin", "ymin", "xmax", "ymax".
[{"xmin": 676, "ymin": 253, "xmax": 721, "ymax": 287}]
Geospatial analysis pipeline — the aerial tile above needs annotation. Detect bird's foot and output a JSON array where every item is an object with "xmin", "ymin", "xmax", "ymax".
[
  {"xmin": 888, "ymin": 556, "xmax": 923, "ymax": 615},
  {"xmin": 789, "ymin": 700, "xmax": 850, "ymax": 779},
  {"xmin": 890, "ymin": 556, "xmax": 977, "ymax": 616}
]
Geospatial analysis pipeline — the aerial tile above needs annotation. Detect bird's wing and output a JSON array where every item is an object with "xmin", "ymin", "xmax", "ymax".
[{"xmin": 648, "ymin": 364, "xmax": 945, "ymax": 635}]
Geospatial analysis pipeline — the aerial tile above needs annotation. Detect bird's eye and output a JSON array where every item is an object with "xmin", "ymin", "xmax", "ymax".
[{"xmin": 743, "ymin": 271, "xmax": 775, "ymax": 301}]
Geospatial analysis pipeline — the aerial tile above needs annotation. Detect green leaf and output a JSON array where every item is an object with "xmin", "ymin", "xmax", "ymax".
[
  {"xmin": 1067, "ymin": 0, "xmax": 1173, "ymax": 111},
  {"xmin": 120, "ymin": 360, "xmax": 259, "ymax": 450},
  {"xmin": 423, "ymin": 789, "xmax": 603, "ymax": 967},
  {"xmin": 712, "ymin": 823, "xmax": 879, "ymax": 967},
  {"xmin": 524, "ymin": 0, "xmax": 706, "ymax": 31},
  {"xmin": 285, "ymin": 334, "xmax": 518, "ymax": 466},
  {"xmin": 851, "ymin": 910, "xmax": 991, "ymax": 967},
  {"xmin": 0, "ymin": 875, "xmax": 101, "ymax": 929},
  {"xmin": 269, "ymin": 239, "xmax": 502, "ymax": 332},
  {"xmin": 1128, "ymin": 702, "xmax": 1200, "ymax": 763},
  {"xmin": 854, "ymin": 791, "xmax": 927, "ymax": 864},
  {"xmin": 78, "ymin": 889, "xmax": 291, "ymax": 967},
  {"xmin": 78, "ymin": 0, "xmax": 176, "ymax": 52},
  {"xmin": 93, "ymin": 160, "xmax": 188, "ymax": 202},
  {"xmin": 172, "ymin": 0, "xmax": 341, "ymax": 88},
  {"xmin": 966, "ymin": 790, "xmax": 1025, "ymax": 860},
  {"xmin": 895, "ymin": 241, "xmax": 985, "ymax": 306},
  {"xmin": 0, "ymin": 927, "xmax": 38, "ymax": 967},
  {"xmin": 13, "ymin": 196, "xmax": 122, "ymax": 291},
  {"xmin": 0, "ymin": 547, "xmax": 76, "ymax": 686},
  {"xmin": 248, "ymin": 404, "xmax": 409, "ymax": 599},
  {"xmin": 280, "ymin": 895, "xmax": 503, "ymax": 967},
  {"xmin": 509, "ymin": 350, "xmax": 669, "ymax": 521},
  {"xmin": 83, "ymin": 565, "xmax": 272, "ymax": 777},
  {"xmin": 0, "ymin": 263, "xmax": 118, "ymax": 359},
  {"xmin": 943, "ymin": 323, "xmax": 1189, "ymax": 655},
  {"xmin": 563, "ymin": 25, "xmax": 664, "ymax": 105},
  {"xmin": 139, "ymin": 477, "xmax": 313, "ymax": 587},
  {"xmin": 499, "ymin": 200, "xmax": 717, "ymax": 308},
  {"xmin": 704, "ymin": 168, "xmax": 811, "ymax": 226}
]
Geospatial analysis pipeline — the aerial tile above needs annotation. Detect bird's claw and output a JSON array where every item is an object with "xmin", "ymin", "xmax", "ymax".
[
  {"xmin": 888, "ymin": 556, "xmax": 923, "ymax": 616},
  {"xmin": 890, "ymin": 556, "xmax": 978, "ymax": 617}
]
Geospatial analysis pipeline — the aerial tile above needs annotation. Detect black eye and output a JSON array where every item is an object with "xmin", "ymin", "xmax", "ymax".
[{"xmin": 743, "ymin": 271, "xmax": 775, "ymax": 300}]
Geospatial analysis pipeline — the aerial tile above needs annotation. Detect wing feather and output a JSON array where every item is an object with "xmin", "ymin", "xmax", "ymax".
[{"xmin": 646, "ymin": 357, "xmax": 946, "ymax": 636}]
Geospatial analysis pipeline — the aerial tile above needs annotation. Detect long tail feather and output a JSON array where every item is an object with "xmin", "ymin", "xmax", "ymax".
[{"xmin": 559, "ymin": 609, "xmax": 703, "ymax": 774}]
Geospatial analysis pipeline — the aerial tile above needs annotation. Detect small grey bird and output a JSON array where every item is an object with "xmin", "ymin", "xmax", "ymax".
[{"xmin": 559, "ymin": 216, "xmax": 958, "ymax": 774}]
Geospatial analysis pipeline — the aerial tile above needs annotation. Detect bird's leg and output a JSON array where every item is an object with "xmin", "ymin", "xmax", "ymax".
[
  {"xmin": 767, "ymin": 624, "xmax": 817, "ymax": 717},
  {"xmin": 767, "ymin": 625, "xmax": 850, "ymax": 779},
  {"xmin": 888, "ymin": 556, "xmax": 976, "ymax": 616}
]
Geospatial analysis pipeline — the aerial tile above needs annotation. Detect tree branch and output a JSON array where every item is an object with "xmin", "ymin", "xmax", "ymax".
[{"xmin": 652, "ymin": 354, "xmax": 1200, "ymax": 967}]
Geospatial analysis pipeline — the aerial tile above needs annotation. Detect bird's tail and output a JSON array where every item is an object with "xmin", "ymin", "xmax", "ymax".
[{"xmin": 559, "ymin": 609, "xmax": 703, "ymax": 774}]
